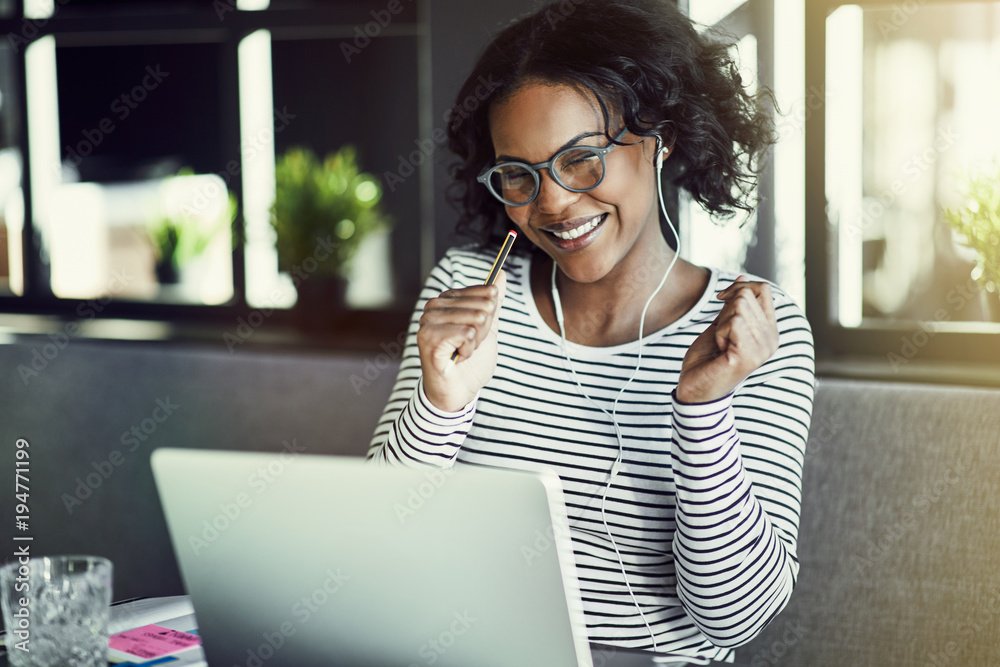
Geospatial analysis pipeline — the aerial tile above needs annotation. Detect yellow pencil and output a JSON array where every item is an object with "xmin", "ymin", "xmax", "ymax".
[{"xmin": 448, "ymin": 230, "xmax": 517, "ymax": 364}]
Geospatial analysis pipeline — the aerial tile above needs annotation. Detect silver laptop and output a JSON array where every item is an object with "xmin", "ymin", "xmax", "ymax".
[{"xmin": 151, "ymin": 448, "xmax": 595, "ymax": 667}]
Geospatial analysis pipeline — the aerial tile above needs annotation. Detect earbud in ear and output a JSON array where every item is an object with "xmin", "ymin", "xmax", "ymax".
[{"xmin": 655, "ymin": 135, "xmax": 670, "ymax": 169}]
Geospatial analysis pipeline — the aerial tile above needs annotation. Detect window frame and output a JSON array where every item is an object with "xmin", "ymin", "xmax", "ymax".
[
  {"xmin": 0, "ymin": 1, "xmax": 429, "ymax": 341},
  {"xmin": 805, "ymin": 0, "xmax": 1000, "ymax": 384}
]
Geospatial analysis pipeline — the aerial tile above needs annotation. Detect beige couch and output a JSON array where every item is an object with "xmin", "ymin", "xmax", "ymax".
[{"xmin": 737, "ymin": 379, "xmax": 1000, "ymax": 666}]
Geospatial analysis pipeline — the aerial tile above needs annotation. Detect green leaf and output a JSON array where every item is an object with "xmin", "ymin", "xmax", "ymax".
[
  {"xmin": 270, "ymin": 145, "xmax": 392, "ymax": 277},
  {"xmin": 944, "ymin": 158, "xmax": 1000, "ymax": 297}
]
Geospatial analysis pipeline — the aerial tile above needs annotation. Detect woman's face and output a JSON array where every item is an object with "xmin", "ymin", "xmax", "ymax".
[{"xmin": 487, "ymin": 81, "xmax": 662, "ymax": 285}]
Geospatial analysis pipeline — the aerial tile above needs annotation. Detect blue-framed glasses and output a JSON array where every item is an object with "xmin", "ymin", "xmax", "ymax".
[{"xmin": 477, "ymin": 129, "xmax": 629, "ymax": 207}]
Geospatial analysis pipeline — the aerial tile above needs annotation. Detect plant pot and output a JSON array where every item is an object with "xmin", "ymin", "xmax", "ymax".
[
  {"xmin": 155, "ymin": 260, "xmax": 180, "ymax": 285},
  {"xmin": 293, "ymin": 275, "xmax": 348, "ymax": 333},
  {"xmin": 979, "ymin": 290, "xmax": 1000, "ymax": 323}
]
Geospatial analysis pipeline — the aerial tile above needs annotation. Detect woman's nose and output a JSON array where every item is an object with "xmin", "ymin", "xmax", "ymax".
[{"xmin": 533, "ymin": 170, "xmax": 580, "ymax": 214}]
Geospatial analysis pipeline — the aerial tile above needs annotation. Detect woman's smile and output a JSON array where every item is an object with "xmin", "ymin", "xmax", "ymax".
[{"xmin": 540, "ymin": 212, "xmax": 608, "ymax": 250}]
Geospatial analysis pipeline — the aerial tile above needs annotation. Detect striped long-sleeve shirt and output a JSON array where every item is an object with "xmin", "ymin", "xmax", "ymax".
[{"xmin": 366, "ymin": 245, "xmax": 815, "ymax": 661}]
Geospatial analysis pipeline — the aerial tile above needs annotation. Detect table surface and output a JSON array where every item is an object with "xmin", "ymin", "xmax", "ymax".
[
  {"xmin": 589, "ymin": 643, "xmax": 739, "ymax": 666},
  {"xmin": 0, "ymin": 644, "xmax": 742, "ymax": 667},
  {"xmin": 0, "ymin": 596, "xmax": 743, "ymax": 667},
  {"xmin": 0, "ymin": 653, "xmax": 738, "ymax": 667}
]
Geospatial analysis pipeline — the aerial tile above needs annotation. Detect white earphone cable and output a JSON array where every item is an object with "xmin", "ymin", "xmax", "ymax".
[{"xmin": 551, "ymin": 138, "xmax": 680, "ymax": 652}]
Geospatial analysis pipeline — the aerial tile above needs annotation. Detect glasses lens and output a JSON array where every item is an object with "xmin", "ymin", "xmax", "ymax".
[
  {"xmin": 490, "ymin": 164, "xmax": 536, "ymax": 205},
  {"xmin": 553, "ymin": 148, "xmax": 604, "ymax": 191}
]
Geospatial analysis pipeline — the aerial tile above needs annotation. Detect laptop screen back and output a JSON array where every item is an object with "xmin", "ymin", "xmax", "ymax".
[{"xmin": 151, "ymin": 449, "xmax": 593, "ymax": 667}]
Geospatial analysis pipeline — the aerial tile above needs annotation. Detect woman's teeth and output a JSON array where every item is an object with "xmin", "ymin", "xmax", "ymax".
[{"xmin": 552, "ymin": 215, "xmax": 602, "ymax": 240}]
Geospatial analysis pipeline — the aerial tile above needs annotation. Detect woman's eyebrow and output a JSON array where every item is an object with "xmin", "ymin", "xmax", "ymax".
[{"xmin": 494, "ymin": 130, "xmax": 606, "ymax": 163}]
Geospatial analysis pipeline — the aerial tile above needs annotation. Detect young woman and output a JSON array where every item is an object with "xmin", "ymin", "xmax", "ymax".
[{"xmin": 367, "ymin": 0, "xmax": 815, "ymax": 661}]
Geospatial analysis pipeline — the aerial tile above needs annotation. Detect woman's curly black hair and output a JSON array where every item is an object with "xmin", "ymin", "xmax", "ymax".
[{"xmin": 445, "ymin": 0, "xmax": 777, "ymax": 249}]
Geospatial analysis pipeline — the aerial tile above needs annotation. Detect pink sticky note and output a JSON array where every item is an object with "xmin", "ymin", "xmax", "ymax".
[{"xmin": 109, "ymin": 624, "xmax": 201, "ymax": 659}]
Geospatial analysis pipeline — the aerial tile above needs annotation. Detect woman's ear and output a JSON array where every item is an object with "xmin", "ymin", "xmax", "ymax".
[
  {"xmin": 655, "ymin": 137, "xmax": 674, "ymax": 168},
  {"xmin": 655, "ymin": 125, "xmax": 677, "ymax": 167}
]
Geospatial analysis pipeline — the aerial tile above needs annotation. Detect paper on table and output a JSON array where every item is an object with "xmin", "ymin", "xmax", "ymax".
[
  {"xmin": 108, "ymin": 595, "xmax": 196, "ymax": 635},
  {"xmin": 109, "ymin": 641, "xmax": 208, "ymax": 667},
  {"xmin": 105, "ymin": 596, "xmax": 207, "ymax": 666},
  {"xmin": 109, "ymin": 624, "xmax": 200, "ymax": 659},
  {"xmin": 1, "ymin": 596, "xmax": 197, "ymax": 651}
]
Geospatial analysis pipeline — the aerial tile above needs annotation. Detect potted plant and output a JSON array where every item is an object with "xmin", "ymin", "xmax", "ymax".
[
  {"xmin": 944, "ymin": 159, "xmax": 1000, "ymax": 321},
  {"xmin": 148, "ymin": 170, "xmax": 237, "ymax": 286},
  {"xmin": 270, "ymin": 146, "xmax": 391, "ymax": 321}
]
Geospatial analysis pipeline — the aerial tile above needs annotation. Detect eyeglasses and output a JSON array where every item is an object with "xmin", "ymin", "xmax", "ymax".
[{"xmin": 477, "ymin": 129, "xmax": 629, "ymax": 207}]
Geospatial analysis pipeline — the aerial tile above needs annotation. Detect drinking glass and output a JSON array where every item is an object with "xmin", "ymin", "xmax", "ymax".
[{"xmin": 1, "ymin": 555, "xmax": 113, "ymax": 667}]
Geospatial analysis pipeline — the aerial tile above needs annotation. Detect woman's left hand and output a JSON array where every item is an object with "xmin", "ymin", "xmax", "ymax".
[{"xmin": 676, "ymin": 276, "xmax": 780, "ymax": 404}]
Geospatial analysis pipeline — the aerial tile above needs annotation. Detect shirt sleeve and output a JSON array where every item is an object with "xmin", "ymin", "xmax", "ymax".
[
  {"xmin": 669, "ymin": 290, "xmax": 815, "ymax": 648},
  {"xmin": 366, "ymin": 250, "xmax": 478, "ymax": 468}
]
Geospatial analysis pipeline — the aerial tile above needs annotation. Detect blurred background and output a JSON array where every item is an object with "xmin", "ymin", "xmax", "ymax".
[
  {"xmin": 0, "ymin": 0, "xmax": 996, "ymax": 375},
  {"xmin": 0, "ymin": 0, "xmax": 997, "ymax": 630},
  {"xmin": 2, "ymin": 4, "xmax": 998, "ymax": 659}
]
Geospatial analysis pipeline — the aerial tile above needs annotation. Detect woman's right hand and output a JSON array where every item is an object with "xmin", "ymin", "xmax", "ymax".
[{"xmin": 417, "ymin": 271, "xmax": 507, "ymax": 412}]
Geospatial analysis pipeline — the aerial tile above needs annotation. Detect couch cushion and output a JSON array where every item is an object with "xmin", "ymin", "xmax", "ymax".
[
  {"xmin": 737, "ymin": 377, "xmax": 1000, "ymax": 666},
  {"xmin": 0, "ymin": 339, "xmax": 401, "ymax": 601}
]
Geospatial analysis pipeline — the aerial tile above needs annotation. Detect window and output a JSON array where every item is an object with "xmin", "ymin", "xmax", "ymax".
[
  {"xmin": 808, "ymin": 0, "xmax": 1000, "ymax": 378},
  {"xmin": 0, "ymin": 0, "xmax": 429, "ymax": 343},
  {"xmin": 0, "ymin": 41, "xmax": 23, "ymax": 297},
  {"xmin": 42, "ymin": 40, "xmax": 232, "ymax": 304},
  {"xmin": 681, "ymin": 0, "xmax": 807, "ymax": 308}
]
